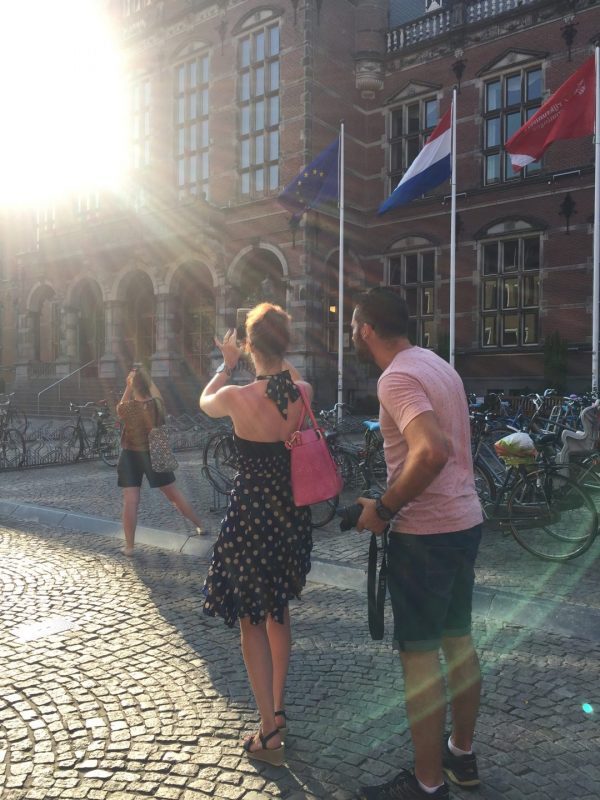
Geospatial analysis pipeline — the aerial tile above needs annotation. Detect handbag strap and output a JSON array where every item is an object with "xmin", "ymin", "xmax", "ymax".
[
  {"xmin": 295, "ymin": 383, "xmax": 320, "ymax": 433},
  {"xmin": 367, "ymin": 527, "xmax": 388, "ymax": 641}
]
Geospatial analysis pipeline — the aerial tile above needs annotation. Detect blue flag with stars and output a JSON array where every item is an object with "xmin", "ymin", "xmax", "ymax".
[{"xmin": 278, "ymin": 138, "xmax": 339, "ymax": 215}]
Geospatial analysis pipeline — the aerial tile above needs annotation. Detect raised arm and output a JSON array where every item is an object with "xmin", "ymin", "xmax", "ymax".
[{"xmin": 200, "ymin": 329, "xmax": 243, "ymax": 418}]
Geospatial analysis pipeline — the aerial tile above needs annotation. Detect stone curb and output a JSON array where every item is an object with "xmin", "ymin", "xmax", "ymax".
[{"xmin": 2, "ymin": 499, "xmax": 599, "ymax": 640}]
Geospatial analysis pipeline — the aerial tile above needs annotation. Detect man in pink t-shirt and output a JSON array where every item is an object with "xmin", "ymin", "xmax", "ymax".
[{"xmin": 351, "ymin": 288, "xmax": 483, "ymax": 800}]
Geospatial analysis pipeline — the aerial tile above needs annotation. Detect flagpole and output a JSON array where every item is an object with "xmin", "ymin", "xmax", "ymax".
[
  {"xmin": 593, "ymin": 46, "xmax": 600, "ymax": 394},
  {"xmin": 449, "ymin": 89, "xmax": 457, "ymax": 368},
  {"xmin": 337, "ymin": 122, "xmax": 345, "ymax": 420}
]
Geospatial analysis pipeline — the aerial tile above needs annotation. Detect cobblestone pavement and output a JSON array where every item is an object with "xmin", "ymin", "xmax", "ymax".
[
  {"xmin": 1, "ymin": 519, "xmax": 600, "ymax": 800},
  {"xmin": 2, "ymin": 456, "xmax": 600, "ymax": 616}
]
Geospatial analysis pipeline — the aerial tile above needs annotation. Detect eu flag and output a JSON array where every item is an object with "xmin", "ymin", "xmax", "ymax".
[{"xmin": 278, "ymin": 138, "xmax": 339, "ymax": 215}]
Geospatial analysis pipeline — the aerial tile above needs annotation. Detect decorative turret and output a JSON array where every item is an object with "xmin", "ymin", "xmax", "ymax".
[{"xmin": 354, "ymin": 0, "xmax": 388, "ymax": 98}]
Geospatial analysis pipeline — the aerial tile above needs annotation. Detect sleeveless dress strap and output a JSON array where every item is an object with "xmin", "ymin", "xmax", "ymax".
[{"xmin": 255, "ymin": 369, "xmax": 300, "ymax": 419}]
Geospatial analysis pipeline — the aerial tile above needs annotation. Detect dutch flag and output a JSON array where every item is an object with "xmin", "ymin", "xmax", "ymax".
[{"xmin": 378, "ymin": 108, "xmax": 452, "ymax": 215}]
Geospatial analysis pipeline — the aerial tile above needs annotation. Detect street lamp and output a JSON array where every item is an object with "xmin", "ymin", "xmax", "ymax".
[{"xmin": 561, "ymin": 15, "xmax": 578, "ymax": 61}]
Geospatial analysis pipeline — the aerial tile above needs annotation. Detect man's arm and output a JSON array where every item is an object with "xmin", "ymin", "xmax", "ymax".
[{"xmin": 357, "ymin": 410, "xmax": 450, "ymax": 534}]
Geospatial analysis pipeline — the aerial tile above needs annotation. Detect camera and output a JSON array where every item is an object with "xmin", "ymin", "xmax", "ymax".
[
  {"xmin": 236, "ymin": 307, "xmax": 251, "ymax": 342},
  {"xmin": 337, "ymin": 489, "xmax": 381, "ymax": 532}
]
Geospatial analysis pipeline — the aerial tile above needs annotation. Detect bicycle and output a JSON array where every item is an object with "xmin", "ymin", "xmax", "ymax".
[
  {"xmin": 0, "ymin": 398, "xmax": 26, "ymax": 468},
  {"xmin": 59, "ymin": 401, "xmax": 121, "ymax": 467},
  {"xmin": 0, "ymin": 392, "xmax": 28, "ymax": 434},
  {"xmin": 325, "ymin": 417, "xmax": 386, "ymax": 493},
  {"xmin": 202, "ymin": 427, "xmax": 339, "ymax": 528},
  {"xmin": 473, "ymin": 433, "xmax": 598, "ymax": 562}
]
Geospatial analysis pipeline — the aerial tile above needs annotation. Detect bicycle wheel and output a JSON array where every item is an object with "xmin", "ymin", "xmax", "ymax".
[
  {"xmin": 573, "ymin": 454, "xmax": 600, "ymax": 495},
  {"xmin": 97, "ymin": 425, "xmax": 121, "ymax": 467},
  {"xmin": 1, "ymin": 429, "xmax": 26, "ymax": 468},
  {"xmin": 334, "ymin": 448, "xmax": 358, "ymax": 488},
  {"xmin": 508, "ymin": 468, "xmax": 597, "ymax": 561},
  {"xmin": 59, "ymin": 425, "xmax": 83, "ymax": 462},
  {"xmin": 309, "ymin": 494, "xmax": 339, "ymax": 528},
  {"xmin": 203, "ymin": 430, "xmax": 236, "ymax": 492},
  {"xmin": 10, "ymin": 409, "xmax": 28, "ymax": 435},
  {"xmin": 365, "ymin": 446, "xmax": 387, "ymax": 491},
  {"xmin": 473, "ymin": 459, "xmax": 496, "ymax": 514}
]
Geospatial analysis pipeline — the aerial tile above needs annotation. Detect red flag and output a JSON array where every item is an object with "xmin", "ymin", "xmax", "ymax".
[{"xmin": 505, "ymin": 55, "xmax": 595, "ymax": 171}]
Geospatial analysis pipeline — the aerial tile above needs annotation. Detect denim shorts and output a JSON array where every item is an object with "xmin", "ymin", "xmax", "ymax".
[
  {"xmin": 117, "ymin": 449, "xmax": 175, "ymax": 489},
  {"xmin": 387, "ymin": 525, "xmax": 482, "ymax": 652}
]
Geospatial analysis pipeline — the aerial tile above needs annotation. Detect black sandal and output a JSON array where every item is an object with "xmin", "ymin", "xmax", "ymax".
[
  {"xmin": 243, "ymin": 728, "xmax": 285, "ymax": 766},
  {"xmin": 275, "ymin": 710, "xmax": 288, "ymax": 737}
]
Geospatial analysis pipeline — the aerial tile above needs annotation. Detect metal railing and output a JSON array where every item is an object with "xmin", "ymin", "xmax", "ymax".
[
  {"xmin": 36, "ymin": 360, "xmax": 96, "ymax": 414},
  {"xmin": 387, "ymin": 0, "xmax": 538, "ymax": 53}
]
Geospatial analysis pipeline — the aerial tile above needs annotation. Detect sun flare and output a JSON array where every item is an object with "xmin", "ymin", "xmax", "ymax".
[{"xmin": 0, "ymin": 0, "xmax": 128, "ymax": 208}]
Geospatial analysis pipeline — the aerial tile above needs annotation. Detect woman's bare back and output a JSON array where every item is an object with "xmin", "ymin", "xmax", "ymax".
[{"xmin": 228, "ymin": 379, "xmax": 311, "ymax": 442}]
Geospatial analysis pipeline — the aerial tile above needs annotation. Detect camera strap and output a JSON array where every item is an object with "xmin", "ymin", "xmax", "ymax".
[{"xmin": 367, "ymin": 527, "xmax": 388, "ymax": 641}]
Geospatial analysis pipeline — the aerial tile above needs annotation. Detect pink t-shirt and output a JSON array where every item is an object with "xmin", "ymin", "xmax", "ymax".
[{"xmin": 378, "ymin": 346, "xmax": 483, "ymax": 535}]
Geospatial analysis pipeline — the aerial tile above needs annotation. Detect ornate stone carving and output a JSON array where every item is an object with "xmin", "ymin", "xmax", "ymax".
[{"xmin": 355, "ymin": 58, "xmax": 384, "ymax": 95}]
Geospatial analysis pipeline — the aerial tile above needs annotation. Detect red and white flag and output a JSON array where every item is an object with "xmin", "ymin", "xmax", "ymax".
[{"xmin": 505, "ymin": 55, "xmax": 596, "ymax": 171}]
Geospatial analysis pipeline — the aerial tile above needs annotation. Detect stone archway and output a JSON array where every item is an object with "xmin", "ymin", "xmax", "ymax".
[
  {"xmin": 171, "ymin": 261, "xmax": 216, "ymax": 378},
  {"xmin": 228, "ymin": 246, "xmax": 286, "ymax": 315},
  {"xmin": 26, "ymin": 283, "xmax": 58, "ymax": 364},
  {"xmin": 70, "ymin": 279, "xmax": 105, "ymax": 374},
  {"xmin": 122, "ymin": 271, "xmax": 156, "ymax": 368}
]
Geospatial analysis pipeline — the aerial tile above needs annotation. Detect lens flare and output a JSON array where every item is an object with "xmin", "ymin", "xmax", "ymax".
[{"xmin": 582, "ymin": 703, "xmax": 593, "ymax": 714}]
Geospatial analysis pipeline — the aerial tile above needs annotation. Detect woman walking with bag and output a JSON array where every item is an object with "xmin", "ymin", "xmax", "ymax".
[
  {"xmin": 116, "ymin": 366, "xmax": 205, "ymax": 556},
  {"xmin": 200, "ymin": 303, "xmax": 313, "ymax": 767}
]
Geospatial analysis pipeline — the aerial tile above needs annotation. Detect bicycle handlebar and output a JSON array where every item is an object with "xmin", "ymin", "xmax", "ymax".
[{"xmin": 69, "ymin": 400, "xmax": 106, "ymax": 412}]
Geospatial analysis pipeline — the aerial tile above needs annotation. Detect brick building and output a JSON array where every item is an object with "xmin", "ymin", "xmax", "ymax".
[{"xmin": 1, "ymin": 0, "xmax": 599, "ymax": 413}]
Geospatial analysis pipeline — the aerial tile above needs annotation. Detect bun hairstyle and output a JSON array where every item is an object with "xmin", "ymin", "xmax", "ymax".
[
  {"xmin": 245, "ymin": 302, "xmax": 291, "ymax": 360},
  {"xmin": 132, "ymin": 366, "xmax": 153, "ymax": 396}
]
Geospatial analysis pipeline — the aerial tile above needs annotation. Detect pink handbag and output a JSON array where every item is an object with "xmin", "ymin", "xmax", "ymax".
[{"xmin": 285, "ymin": 385, "xmax": 343, "ymax": 507}]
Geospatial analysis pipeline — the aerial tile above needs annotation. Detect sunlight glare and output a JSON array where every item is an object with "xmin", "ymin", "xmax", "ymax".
[{"xmin": 0, "ymin": 1, "xmax": 128, "ymax": 207}]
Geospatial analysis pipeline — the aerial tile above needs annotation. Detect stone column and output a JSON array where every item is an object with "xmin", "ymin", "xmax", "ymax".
[
  {"xmin": 55, "ymin": 305, "xmax": 79, "ymax": 378},
  {"xmin": 151, "ymin": 293, "xmax": 182, "ymax": 377},
  {"xmin": 99, "ymin": 300, "xmax": 126, "ymax": 379}
]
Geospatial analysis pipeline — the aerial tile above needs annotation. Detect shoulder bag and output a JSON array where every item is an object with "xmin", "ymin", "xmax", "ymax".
[
  {"xmin": 285, "ymin": 384, "xmax": 343, "ymax": 507},
  {"xmin": 148, "ymin": 399, "xmax": 179, "ymax": 473}
]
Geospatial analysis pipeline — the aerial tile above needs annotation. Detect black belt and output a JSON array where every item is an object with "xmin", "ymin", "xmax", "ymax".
[{"xmin": 367, "ymin": 527, "xmax": 388, "ymax": 641}]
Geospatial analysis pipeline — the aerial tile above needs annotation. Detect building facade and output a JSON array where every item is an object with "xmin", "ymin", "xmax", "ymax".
[{"xmin": 1, "ymin": 0, "xmax": 599, "ymax": 412}]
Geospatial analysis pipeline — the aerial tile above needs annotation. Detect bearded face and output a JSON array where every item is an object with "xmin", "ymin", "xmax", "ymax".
[{"xmin": 351, "ymin": 309, "xmax": 374, "ymax": 363}]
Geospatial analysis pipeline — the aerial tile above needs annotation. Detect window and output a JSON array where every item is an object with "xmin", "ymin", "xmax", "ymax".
[
  {"xmin": 480, "ymin": 235, "xmax": 540, "ymax": 347},
  {"xmin": 36, "ymin": 205, "xmax": 55, "ymax": 234},
  {"xmin": 239, "ymin": 24, "xmax": 280, "ymax": 197},
  {"xmin": 483, "ymin": 66, "xmax": 542, "ymax": 184},
  {"xmin": 132, "ymin": 78, "xmax": 151, "ymax": 170},
  {"xmin": 75, "ymin": 192, "xmax": 100, "ymax": 221},
  {"xmin": 122, "ymin": 0, "xmax": 152, "ymax": 15},
  {"xmin": 388, "ymin": 250, "xmax": 435, "ymax": 347},
  {"xmin": 389, "ymin": 97, "xmax": 438, "ymax": 189},
  {"xmin": 175, "ymin": 54, "xmax": 210, "ymax": 200}
]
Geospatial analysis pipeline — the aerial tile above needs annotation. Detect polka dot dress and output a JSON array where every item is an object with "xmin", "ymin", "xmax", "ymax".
[{"xmin": 203, "ymin": 435, "xmax": 313, "ymax": 627}]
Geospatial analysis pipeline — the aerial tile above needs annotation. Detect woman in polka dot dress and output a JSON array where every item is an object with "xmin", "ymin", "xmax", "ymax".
[{"xmin": 200, "ymin": 303, "xmax": 312, "ymax": 767}]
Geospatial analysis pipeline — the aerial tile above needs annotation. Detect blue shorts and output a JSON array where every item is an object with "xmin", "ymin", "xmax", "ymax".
[
  {"xmin": 387, "ymin": 525, "xmax": 482, "ymax": 652},
  {"xmin": 117, "ymin": 449, "xmax": 175, "ymax": 489}
]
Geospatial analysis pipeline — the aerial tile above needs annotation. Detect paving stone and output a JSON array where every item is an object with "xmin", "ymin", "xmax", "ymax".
[{"xmin": 1, "ymin": 508, "xmax": 600, "ymax": 800}]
